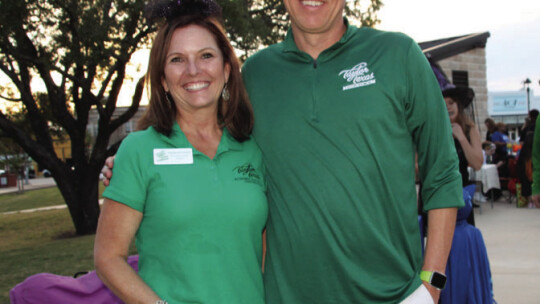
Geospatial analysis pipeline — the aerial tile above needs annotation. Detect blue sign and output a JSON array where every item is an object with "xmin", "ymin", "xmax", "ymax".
[{"xmin": 489, "ymin": 92, "xmax": 528, "ymax": 115}]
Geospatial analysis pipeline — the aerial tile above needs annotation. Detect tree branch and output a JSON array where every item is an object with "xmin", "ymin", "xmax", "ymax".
[{"xmin": 0, "ymin": 94, "xmax": 22, "ymax": 102}]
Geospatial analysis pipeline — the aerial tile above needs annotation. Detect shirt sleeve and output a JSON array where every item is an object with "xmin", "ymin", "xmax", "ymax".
[
  {"xmin": 102, "ymin": 133, "xmax": 148, "ymax": 212},
  {"xmin": 403, "ymin": 40, "xmax": 464, "ymax": 211},
  {"xmin": 491, "ymin": 132, "xmax": 502, "ymax": 142},
  {"xmin": 531, "ymin": 122, "xmax": 540, "ymax": 195}
]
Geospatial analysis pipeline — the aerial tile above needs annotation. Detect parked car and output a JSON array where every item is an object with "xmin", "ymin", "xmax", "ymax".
[{"xmin": 42, "ymin": 169, "xmax": 52, "ymax": 177}]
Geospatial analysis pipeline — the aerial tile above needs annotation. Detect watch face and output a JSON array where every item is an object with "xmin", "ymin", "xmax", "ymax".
[{"xmin": 431, "ymin": 272, "xmax": 447, "ymax": 289}]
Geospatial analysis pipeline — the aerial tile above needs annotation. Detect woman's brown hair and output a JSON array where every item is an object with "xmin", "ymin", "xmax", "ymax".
[
  {"xmin": 453, "ymin": 98, "xmax": 475, "ymax": 141},
  {"xmin": 137, "ymin": 14, "xmax": 253, "ymax": 142}
]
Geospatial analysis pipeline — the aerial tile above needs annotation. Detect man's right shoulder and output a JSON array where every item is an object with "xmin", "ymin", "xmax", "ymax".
[{"xmin": 243, "ymin": 43, "xmax": 283, "ymax": 72}]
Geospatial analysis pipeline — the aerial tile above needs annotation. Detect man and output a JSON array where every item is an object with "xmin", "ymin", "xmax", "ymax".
[
  {"xmin": 241, "ymin": 1, "xmax": 461, "ymax": 303},
  {"xmin": 104, "ymin": 1, "xmax": 462, "ymax": 302}
]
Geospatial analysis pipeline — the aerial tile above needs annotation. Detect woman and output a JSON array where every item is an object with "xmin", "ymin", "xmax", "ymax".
[
  {"xmin": 443, "ymin": 87, "xmax": 483, "ymax": 224},
  {"xmin": 93, "ymin": 1, "xmax": 267, "ymax": 303}
]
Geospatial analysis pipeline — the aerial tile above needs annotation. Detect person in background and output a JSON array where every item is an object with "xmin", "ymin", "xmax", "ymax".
[
  {"xmin": 482, "ymin": 141, "xmax": 496, "ymax": 165},
  {"xmin": 104, "ymin": 0, "xmax": 463, "ymax": 302},
  {"xmin": 519, "ymin": 109, "xmax": 539, "ymax": 143},
  {"xmin": 94, "ymin": 1, "xmax": 267, "ymax": 303},
  {"xmin": 443, "ymin": 87, "xmax": 483, "ymax": 181},
  {"xmin": 491, "ymin": 122, "xmax": 510, "ymax": 188},
  {"xmin": 442, "ymin": 87, "xmax": 483, "ymax": 225},
  {"xmin": 531, "ymin": 117, "xmax": 540, "ymax": 208},
  {"xmin": 517, "ymin": 132, "xmax": 534, "ymax": 208},
  {"xmin": 484, "ymin": 118, "xmax": 497, "ymax": 142}
]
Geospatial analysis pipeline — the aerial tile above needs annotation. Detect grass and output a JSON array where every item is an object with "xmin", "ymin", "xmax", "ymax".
[
  {"xmin": 0, "ymin": 183, "xmax": 105, "ymax": 213},
  {"xmin": 0, "ymin": 184, "xmax": 135, "ymax": 303}
]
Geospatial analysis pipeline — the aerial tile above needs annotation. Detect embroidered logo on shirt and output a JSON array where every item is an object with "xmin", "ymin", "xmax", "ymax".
[
  {"xmin": 233, "ymin": 163, "xmax": 261, "ymax": 184},
  {"xmin": 339, "ymin": 62, "xmax": 376, "ymax": 91}
]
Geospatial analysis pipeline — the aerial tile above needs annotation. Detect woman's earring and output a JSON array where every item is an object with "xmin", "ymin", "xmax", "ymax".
[
  {"xmin": 221, "ymin": 83, "xmax": 230, "ymax": 101},
  {"xmin": 165, "ymin": 91, "xmax": 173, "ymax": 107}
]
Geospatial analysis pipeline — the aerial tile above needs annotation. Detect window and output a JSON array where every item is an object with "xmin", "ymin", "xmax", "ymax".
[
  {"xmin": 452, "ymin": 70, "xmax": 469, "ymax": 88},
  {"xmin": 125, "ymin": 121, "xmax": 133, "ymax": 134}
]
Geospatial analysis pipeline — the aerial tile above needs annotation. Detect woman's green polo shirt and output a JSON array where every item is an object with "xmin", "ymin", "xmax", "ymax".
[{"xmin": 103, "ymin": 123, "xmax": 267, "ymax": 304}]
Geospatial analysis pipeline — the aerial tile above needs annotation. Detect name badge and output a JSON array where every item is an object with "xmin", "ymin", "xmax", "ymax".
[{"xmin": 154, "ymin": 148, "xmax": 193, "ymax": 165}]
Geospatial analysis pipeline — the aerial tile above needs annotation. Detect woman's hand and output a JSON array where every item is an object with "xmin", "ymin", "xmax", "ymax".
[
  {"xmin": 451, "ymin": 123, "xmax": 466, "ymax": 141},
  {"xmin": 101, "ymin": 156, "xmax": 115, "ymax": 186}
]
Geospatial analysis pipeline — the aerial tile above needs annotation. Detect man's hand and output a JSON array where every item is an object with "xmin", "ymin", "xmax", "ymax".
[{"xmin": 101, "ymin": 156, "xmax": 115, "ymax": 186}]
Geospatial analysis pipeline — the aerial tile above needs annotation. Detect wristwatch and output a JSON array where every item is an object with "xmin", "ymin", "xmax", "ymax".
[
  {"xmin": 155, "ymin": 300, "xmax": 168, "ymax": 304},
  {"xmin": 420, "ymin": 270, "xmax": 447, "ymax": 290}
]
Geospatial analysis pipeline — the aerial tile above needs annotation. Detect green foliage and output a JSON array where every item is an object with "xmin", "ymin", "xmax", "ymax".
[{"xmin": 346, "ymin": 0, "xmax": 383, "ymax": 28}]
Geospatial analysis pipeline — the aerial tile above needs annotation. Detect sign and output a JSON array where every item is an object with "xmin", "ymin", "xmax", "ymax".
[{"xmin": 489, "ymin": 91, "xmax": 528, "ymax": 115}]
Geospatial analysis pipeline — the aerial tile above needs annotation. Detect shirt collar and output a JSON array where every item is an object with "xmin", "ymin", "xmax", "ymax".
[
  {"xmin": 282, "ymin": 17, "xmax": 357, "ymax": 59},
  {"xmin": 162, "ymin": 122, "xmax": 243, "ymax": 156}
]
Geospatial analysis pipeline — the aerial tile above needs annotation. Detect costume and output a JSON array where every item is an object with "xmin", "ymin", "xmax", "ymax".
[
  {"xmin": 242, "ymin": 19, "xmax": 463, "ymax": 303},
  {"xmin": 103, "ymin": 123, "xmax": 267, "ymax": 304},
  {"xmin": 440, "ymin": 186, "xmax": 495, "ymax": 304}
]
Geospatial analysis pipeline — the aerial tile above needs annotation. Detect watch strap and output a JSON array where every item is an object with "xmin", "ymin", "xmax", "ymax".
[
  {"xmin": 420, "ymin": 270, "xmax": 447, "ymax": 290},
  {"xmin": 419, "ymin": 270, "xmax": 432, "ymax": 283}
]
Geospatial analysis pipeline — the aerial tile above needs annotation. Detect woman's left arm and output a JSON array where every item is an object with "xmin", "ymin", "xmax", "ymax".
[{"xmin": 454, "ymin": 123, "xmax": 483, "ymax": 170}]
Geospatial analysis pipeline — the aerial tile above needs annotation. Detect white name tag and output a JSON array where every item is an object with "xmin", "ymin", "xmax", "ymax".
[{"xmin": 154, "ymin": 148, "xmax": 193, "ymax": 165}]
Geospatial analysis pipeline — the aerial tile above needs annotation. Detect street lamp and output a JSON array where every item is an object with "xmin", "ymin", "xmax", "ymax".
[{"xmin": 524, "ymin": 78, "xmax": 531, "ymax": 112}]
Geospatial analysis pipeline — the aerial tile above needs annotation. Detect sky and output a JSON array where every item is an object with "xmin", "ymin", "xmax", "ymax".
[{"xmin": 374, "ymin": 0, "xmax": 540, "ymax": 95}]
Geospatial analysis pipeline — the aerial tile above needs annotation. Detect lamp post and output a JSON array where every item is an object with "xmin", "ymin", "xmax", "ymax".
[{"xmin": 524, "ymin": 78, "xmax": 531, "ymax": 112}]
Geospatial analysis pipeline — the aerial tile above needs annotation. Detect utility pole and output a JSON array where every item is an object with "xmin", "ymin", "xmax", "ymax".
[{"xmin": 524, "ymin": 78, "xmax": 531, "ymax": 112}]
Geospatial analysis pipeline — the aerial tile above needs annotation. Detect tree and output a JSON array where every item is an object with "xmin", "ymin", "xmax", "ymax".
[
  {"xmin": 0, "ymin": 0, "xmax": 153, "ymax": 235},
  {"xmin": 0, "ymin": 0, "xmax": 383, "ymax": 235}
]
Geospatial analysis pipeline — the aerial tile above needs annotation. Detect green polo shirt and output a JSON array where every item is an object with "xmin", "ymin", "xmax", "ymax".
[
  {"xmin": 242, "ymin": 20, "xmax": 462, "ymax": 303},
  {"xmin": 103, "ymin": 123, "xmax": 267, "ymax": 304}
]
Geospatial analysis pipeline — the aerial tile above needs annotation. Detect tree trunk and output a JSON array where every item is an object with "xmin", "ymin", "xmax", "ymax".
[{"xmin": 55, "ymin": 170, "xmax": 101, "ymax": 235}]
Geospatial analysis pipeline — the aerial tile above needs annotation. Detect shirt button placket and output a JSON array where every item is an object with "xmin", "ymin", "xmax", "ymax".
[{"xmin": 210, "ymin": 159, "xmax": 219, "ymax": 182}]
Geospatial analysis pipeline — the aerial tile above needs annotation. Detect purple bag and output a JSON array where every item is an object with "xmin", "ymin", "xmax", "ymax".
[{"xmin": 10, "ymin": 255, "xmax": 139, "ymax": 304}]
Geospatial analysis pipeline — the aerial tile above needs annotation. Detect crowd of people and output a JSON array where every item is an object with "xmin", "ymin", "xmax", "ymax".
[{"xmin": 482, "ymin": 109, "xmax": 539, "ymax": 208}]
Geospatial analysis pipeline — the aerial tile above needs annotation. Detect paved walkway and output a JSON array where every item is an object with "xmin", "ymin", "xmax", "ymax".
[
  {"xmin": 0, "ymin": 177, "xmax": 57, "ymax": 195},
  {"xmin": 1, "ymin": 180, "xmax": 539, "ymax": 303},
  {"xmin": 474, "ymin": 199, "xmax": 540, "ymax": 304}
]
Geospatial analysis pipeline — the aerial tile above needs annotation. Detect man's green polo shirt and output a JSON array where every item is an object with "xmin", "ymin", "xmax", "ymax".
[
  {"xmin": 103, "ymin": 122, "xmax": 267, "ymax": 304},
  {"xmin": 242, "ymin": 20, "xmax": 462, "ymax": 303}
]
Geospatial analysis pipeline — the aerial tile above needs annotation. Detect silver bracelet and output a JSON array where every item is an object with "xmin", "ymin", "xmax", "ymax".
[{"xmin": 155, "ymin": 300, "xmax": 168, "ymax": 304}]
